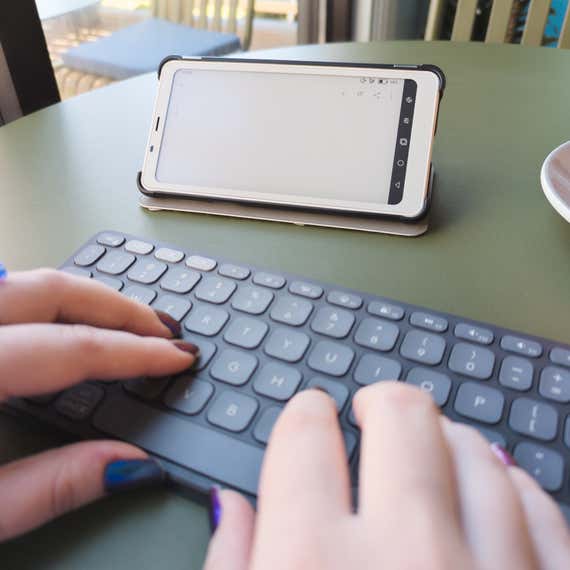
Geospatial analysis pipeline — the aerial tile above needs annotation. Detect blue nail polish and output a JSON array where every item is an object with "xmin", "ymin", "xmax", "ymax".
[
  {"xmin": 0, "ymin": 263, "xmax": 7, "ymax": 282},
  {"xmin": 209, "ymin": 486, "xmax": 222, "ymax": 534},
  {"xmin": 104, "ymin": 459, "xmax": 164, "ymax": 493}
]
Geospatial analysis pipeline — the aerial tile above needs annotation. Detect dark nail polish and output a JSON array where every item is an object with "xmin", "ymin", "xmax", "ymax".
[
  {"xmin": 104, "ymin": 459, "xmax": 165, "ymax": 493},
  {"xmin": 156, "ymin": 310, "xmax": 181, "ymax": 337},
  {"xmin": 490, "ymin": 443, "xmax": 517, "ymax": 467},
  {"xmin": 209, "ymin": 485, "xmax": 222, "ymax": 534},
  {"xmin": 172, "ymin": 340, "xmax": 200, "ymax": 356}
]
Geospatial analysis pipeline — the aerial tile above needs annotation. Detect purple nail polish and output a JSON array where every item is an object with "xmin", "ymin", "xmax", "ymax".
[
  {"xmin": 172, "ymin": 340, "xmax": 200, "ymax": 356},
  {"xmin": 209, "ymin": 486, "xmax": 222, "ymax": 534},
  {"xmin": 0, "ymin": 263, "xmax": 7, "ymax": 282},
  {"xmin": 490, "ymin": 443, "xmax": 517, "ymax": 467},
  {"xmin": 155, "ymin": 310, "xmax": 181, "ymax": 337},
  {"xmin": 104, "ymin": 459, "xmax": 164, "ymax": 493}
]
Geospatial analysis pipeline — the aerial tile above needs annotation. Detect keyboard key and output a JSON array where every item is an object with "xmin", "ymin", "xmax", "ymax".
[
  {"xmin": 96, "ymin": 250, "xmax": 135, "ymax": 275},
  {"xmin": 306, "ymin": 377, "xmax": 349, "ymax": 412},
  {"xmin": 253, "ymin": 406, "xmax": 282, "ymax": 444},
  {"xmin": 155, "ymin": 247, "xmax": 184, "ymax": 263},
  {"xmin": 270, "ymin": 295, "xmax": 313, "ymax": 326},
  {"xmin": 400, "ymin": 330, "xmax": 446, "ymax": 365},
  {"xmin": 509, "ymin": 398, "xmax": 558, "ymax": 441},
  {"xmin": 96, "ymin": 232, "xmax": 125, "ymax": 247},
  {"xmin": 183, "ymin": 334, "xmax": 217, "ymax": 371},
  {"xmin": 307, "ymin": 341, "xmax": 355, "ymax": 377},
  {"xmin": 253, "ymin": 362, "xmax": 302, "ymax": 401},
  {"xmin": 61, "ymin": 266, "xmax": 91, "ymax": 278},
  {"xmin": 405, "ymin": 367, "xmax": 451, "ymax": 406},
  {"xmin": 454, "ymin": 323, "xmax": 494, "ymax": 345},
  {"xmin": 501, "ymin": 335, "xmax": 543, "ymax": 358},
  {"xmin": 565, "ymin": 416, "xmax": 570, "ymax": 448},
  {"xmin": 153, "ymin": 295, "xmax": 192, "ymax": 322},
  {"xmin": 499, "ymin": 356, "xmax": 533, "ymax": 391},
  {"xmin": 184, "ymin": 304, "xmax": 229, "ymax": 336},
  {"xmin": 55, "ymin": 384, "xmax": 104, "ymax": 420},
  {"xmin": 127, "ymin": 259, "xmax": 167, "ymax": 285},
  {"xmin": 232, "ymin": 286, "xmax": 274, "ymax": 315},
  {"xmin": 410, "ymin": 312, "xmax": 448, "ymax": 333},
  {"xmin": 514, "ymin": 443, "xmax": 564, "ymax": 492},
  {"xmin": 343, "ymin": 432, "xmax": 358, "ymax": 459},
  {"xmin": 539, "ymin": 367, "xmax": 570, "ymax": 403},
  {"xmin": 454, "ymin": 382, "xmax": 504, "ymax": 424},
  {"xmin": 218, "ymin": 263, "xmax": 250, "ymax": 280},
  {"xmin": 210, "ymin": 349, "xmax": 258, "ymax": 386},
  {"xmin": 551, "ymin": 347, "xmax": 570, "ymax": 368},
  {"xmin": 253, "ymin": 272, "xmax": 286, "ymax": 289},
  {"xmin": 476, "ymin": 427, "xmax": 506, "ymax": 447},
  {"xmin": 354, "ymin": 318, "xmax": 399, "ymax": 352},
  {"xmin": 367, "ymin": 301, "xmax": 404, "ymax": 321},
  {"xmin": 327, "ymin": 291, "xmax": 363, "ymax": 310},
  {"xmin": 94, "ymin": 275, "xmax": 123, "ymax": 291},
  {"xmin": 124, "ymin": 377, "xmax": 170, "ymax": 400},
  {"xmin": 93, "ymin": 393, "xmax": 263, "ymax": 494},
  {"xmin": 311, "ymin": 306, "xmax": 355, "ymax": 339},
  {"xmin": 123, "ymin": 285, "xmax": 156, "ymax": 305},
  {"xmin": 289, "ymin": 281, "xmax": 323, "ymax": 299},
  {"xmin": 163, "ymin": 377, "xmax": 213, "ymax": 415},
  {"xmin": 208, "ymin": 391, "xmax": 258, "ymax": 432},
  {"xmin": 160, "ymin": 267, "xmax": 201, "ymax": 294},
  {"xmin": 448, "ymin": 343, "xmax": 495, "ymax": 380},
  {"xmin": 264, "ymin": 328, "xmax": 310, "ymax": 363},
  {"xmin": 125, "ymin": 239, "xmax": 154, "ymax": 255},
  {"xmin": 74, "ymin": 244, "xmax": 106, "ymax": 267},
  {"xmin": 186, "ymin": 255, "xmax": 217, "ymax": 272},
  {"xmin": 26, "ymin": 393, "xmax": 58, "ymax": 405},
  {"xmin": 354, "ymin": 354, "xmax": 402, "ymax": 385},
  {"xmin": 195, "ymin": 277, "xmax": 237, "ymax": 304},
  {"xmin": 224, "ymin": 317, "xmax": 268, "ymax": 349}
]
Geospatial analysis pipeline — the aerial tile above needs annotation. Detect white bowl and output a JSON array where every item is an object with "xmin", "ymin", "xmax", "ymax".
[{"xmin": 540, "ymin": 140, "xmax": 570, "ymax": 223}]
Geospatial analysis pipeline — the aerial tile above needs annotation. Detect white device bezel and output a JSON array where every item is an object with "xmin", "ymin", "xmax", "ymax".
[{"xmin": 141, "ymin": 59, "xmax": 440, "ymax": 219}]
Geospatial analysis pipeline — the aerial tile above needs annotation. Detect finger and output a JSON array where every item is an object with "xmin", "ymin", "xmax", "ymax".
[
  {"xmin": 0, "ymin": 323, "xmax": 196, "ymax": 399},
  {"xmin": 203, "ymin": 490, "xmax": 256, "ymax": 570},
  {"xmin": 353, "ymin": 383, "xmax": 461, "ymax": 530},
  {"xmin": 0, "ymin": 269, "xmax": 174, "ymax": 338},
  {"xmin": 257, "ymin": 390, "xmax": 351, "ymax": 529},
  {"xmin": 442, "ymin": 421, "xmax": 537, "ymax": 570},
  {"xmin": 509, "ymin": 467, "xmax": 570, "ymax": 570},
  {"xmin": 0, "ymin": 440, "xmax": 148, "ymax": 541}
]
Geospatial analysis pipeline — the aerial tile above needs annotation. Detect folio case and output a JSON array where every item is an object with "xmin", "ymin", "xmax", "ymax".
[
  {"xmin": 138, "ymin": 57, "xmax": 445, "ymax": 237},
  {"xmin": 138, "ymin": 168, "xmax": 434, "ymax": 237}
]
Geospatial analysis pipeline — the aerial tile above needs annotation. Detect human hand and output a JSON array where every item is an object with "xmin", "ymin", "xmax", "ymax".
[
  {"xmin": 205, "ymin": 383, "xmax": 570, "ymax": 570},
  {"xmin": 0, "ymin": 269, "xmax": 197, "ymax": 541}
]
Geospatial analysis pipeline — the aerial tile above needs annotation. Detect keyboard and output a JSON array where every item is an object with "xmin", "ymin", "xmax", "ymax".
[{"xmin": 5, "ymin": 231, "xmax": 570, "ymax": 522}]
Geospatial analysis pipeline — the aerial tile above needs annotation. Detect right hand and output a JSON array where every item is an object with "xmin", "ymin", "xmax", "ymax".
[{"xmin": 206, "ymin": 383, "xmax": 570, "ymax": 569}]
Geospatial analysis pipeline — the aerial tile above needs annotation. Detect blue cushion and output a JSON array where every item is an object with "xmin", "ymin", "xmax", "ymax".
[{"xmin": 61, "ymin": 18, "xmax": 241, "ymax": 80}]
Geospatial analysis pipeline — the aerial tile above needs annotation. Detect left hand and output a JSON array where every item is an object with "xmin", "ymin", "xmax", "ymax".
[{"xmin": 0, "ymin": 269, "xmax": 197, "ymax": 541}]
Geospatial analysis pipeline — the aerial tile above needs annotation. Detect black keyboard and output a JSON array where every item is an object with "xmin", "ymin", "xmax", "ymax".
[{"xmin": 6, "ymin": 231, "xmax": 570, "ymax": 522}]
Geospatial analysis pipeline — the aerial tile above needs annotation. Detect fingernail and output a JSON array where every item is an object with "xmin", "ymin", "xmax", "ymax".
[
  {"xmin": 172, "ymin": 340, "xmax": 200, "ymax": 356},
  {"xmin": 209, "ymin": 485, "xmax": 222, "ymax": 534},
  {"xmin": 104, "ymin": 459, "xmax": 165, "ymax": 493},
  {"xmin": 490, "ymin": 443, "xmax": 517, "ymax": 467},
  {"xmin": 0, "ymin": 263, "xmax": 7, "ymax": 282},
  {"xmin": 155, "ymin": 310, "xmax": 181, "ymax": 337}
]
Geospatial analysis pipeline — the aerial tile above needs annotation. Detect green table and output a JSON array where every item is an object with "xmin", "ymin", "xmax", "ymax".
[{"xmin": 1, "ymin": 40, "xmax": 569, "ymax": 568}]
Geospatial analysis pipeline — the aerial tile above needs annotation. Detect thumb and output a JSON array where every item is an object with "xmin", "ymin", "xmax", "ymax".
[
  {"xmin": 0, "ymin": 440, "xmax": 160, "ymax": 542},
  {"xmin": 204, "ymin": 488, "xmax": 256, "ymax": 570}
]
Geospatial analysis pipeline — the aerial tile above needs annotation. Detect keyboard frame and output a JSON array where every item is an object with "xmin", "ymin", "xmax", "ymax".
[{"xmin": 4, "ymin": 231, "xmax": 570, "ymax": 509}]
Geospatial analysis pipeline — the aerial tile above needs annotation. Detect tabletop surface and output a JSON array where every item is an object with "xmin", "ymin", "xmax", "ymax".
[
  {"xmin": 0, "ymin": 40, "xmax": 569, "ymax": 568},
  {"xmin": 36, "ymin": 0, "xmax": 101, "ymax": 21}
]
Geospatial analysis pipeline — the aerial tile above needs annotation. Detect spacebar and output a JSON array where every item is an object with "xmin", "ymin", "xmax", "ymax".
[{"xmin": 92, "ymin": 392, "xmax": 263, "ymax": 495}]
